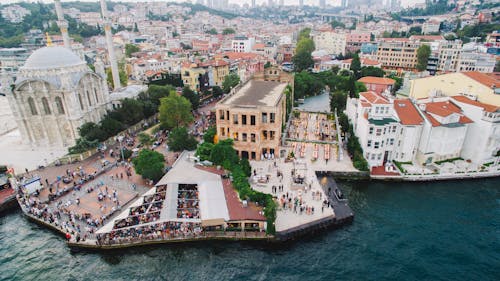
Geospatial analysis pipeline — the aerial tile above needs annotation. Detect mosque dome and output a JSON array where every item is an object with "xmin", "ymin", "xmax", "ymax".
[{"xmin": 22, "ymin": 46, "xmax": 85, "ymax": 70}]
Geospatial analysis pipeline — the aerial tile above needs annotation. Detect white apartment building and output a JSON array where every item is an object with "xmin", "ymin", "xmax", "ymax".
[
  {"xmin": 422, "ymin": 20, "xmax": 440, "ymax": 34},
  {"xmin": 451, "ymin": 96, "xmax": 500, "ymax": 164},
  {"xmin": 313, "ymin": 31, "xmax": 346, "ymax": 56},
  {"xmin": 346, "ymin": 91, "xmax": 424, "ymax": 168},
  {"xmin": 346, "ymin": 92, "xmax": 500, "ymax": 169},
  {"xmin": 232, "ymin": 36, "xmax": 256, "ymax": 53},
  {"xmin": 437, "ymin": 40, "xmax": 462, "ymax": 72},
  {"xmin": 457, "ymin": 52, "xmax": 496, "ymax": 73}
]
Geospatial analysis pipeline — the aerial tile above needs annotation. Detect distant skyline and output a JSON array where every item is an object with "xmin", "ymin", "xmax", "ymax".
[{"xmin": 2, "ymin": 0, "xmax": 425, "ymax": 8}]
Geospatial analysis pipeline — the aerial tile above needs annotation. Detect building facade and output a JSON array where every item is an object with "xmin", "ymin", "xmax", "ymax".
[
  {"xmin": 376, "ymin": 39, "xmax": 421, "ymax": 70},
  {"xmin": 215, "ymin": 80, "xmax": 288, "ymax": 160},
  {"xmin": 7, "ymin": 46, "xmax": 109, "ymax": 147}
]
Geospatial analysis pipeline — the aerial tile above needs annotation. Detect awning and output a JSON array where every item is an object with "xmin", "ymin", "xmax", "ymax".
[{"xmin": 201, "ymin": 218, "xmax": 225, "ymax": 227}]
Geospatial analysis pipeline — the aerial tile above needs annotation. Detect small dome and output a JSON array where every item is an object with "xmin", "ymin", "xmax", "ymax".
[{"xmin": 22, "ymin": 46, "xmax": 84, "ymax": 70}]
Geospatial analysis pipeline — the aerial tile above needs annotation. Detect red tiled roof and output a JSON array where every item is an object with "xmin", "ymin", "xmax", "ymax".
[
  {"xmin": 358, "ymin": 76, "xmax": 395, "ymax": 85},
  {"xmin": 459, "ymin": 115, "xmax": 473, "ymax": 124},
  {"xmin": 371, "ymin": 166, "xmax": 400, "ymax": 176},
  {"xmin": 361, "ymin": 58, "xmax": 380, "ymax": 65},
  {"xmin": 425, "ymin": 101, "xmax": 462, "ymax": 117},
  {"xmin": 462, "ymin": 72, "xmax": 500, "ymax": 88},
  {"xmin": 424, "ymin": 112, "xmax": 441, "ymax": 127},
  {"xmin": 360, "ymin": 91, "xmax": 390, "ymax": 104},
  {"xmin": 393, "ymin": 99, "xmax": 424, "ymax": 125},
  {"xmin": 451, "ymin": 95, "xmax": 500, "ymax": 113},
  {"xmin": 409, "ymin": 35, "xmax": 444, "ymax": 41}
]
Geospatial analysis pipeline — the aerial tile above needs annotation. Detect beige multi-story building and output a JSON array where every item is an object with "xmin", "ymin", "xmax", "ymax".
[
  {"xmin": 313, "ymin": 30, "xmax": 347, "ymax": 56},
  {"xmin": 437, "ymin": 40, "xmax": 462, "ymax": 72},
  {"xmin": 376, "ymin": 39, "xmax": 421, "ymax": 71},
  {"xmin": 215, "ymin": 80, "xmax": 289, "ymax": 160}
]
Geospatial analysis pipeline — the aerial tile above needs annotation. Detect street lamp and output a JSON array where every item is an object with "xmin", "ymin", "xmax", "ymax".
[{"xmin": 117, "ymin": 135, "xmax": 125, "ymax": 163}]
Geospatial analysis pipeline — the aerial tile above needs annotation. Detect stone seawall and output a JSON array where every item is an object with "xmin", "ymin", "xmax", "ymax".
[
  {"xmin": 318, "ymin": 171, "xmax": 370, "ymax": 180},
  {"xmin": 274, "ymin": 214, "xmax": 353, "ymax": 242}
]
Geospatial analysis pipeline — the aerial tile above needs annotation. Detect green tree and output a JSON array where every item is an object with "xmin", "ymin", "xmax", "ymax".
[
  {"xmin": 195, "ymin": 142, "xmax": 214, "ymax": 161},
  {"xmin": 68, "ymin": 137, "xmax": 99, "ymax": 154},
  {"xmin": 222, "ymin": 73, "xmax": 240, "ymax": 94},
  {"xmin": 360, "ymin": 66, "xmax": 385, "ymax": 78},
  {"xmin": 212, "ymin": 86, "xmax": 224, "ymax": 97},
  {"xmin": 144, "ymin": 84, "xmax": 175, "ymax": 107},
  {"xmin": 338, "ymin": 112, "xmax": 349, "ymax": 133},
  {"xmin": 133, "ymin": 22, "xmax": 139, "ymax": 32},
  {"xmin": 159, "ymin": 92, "xmax": 194, "ymax": 130},
  {"xmin": 298, "ymin": 27, "xmax": 311, "ymax": 41},
  {"xmin": 222, "ymin": 28, "xmax": 236, "ymax": 35},
  {"xmin": 416, "ymin": 44, "xmax": 431, "ymax": 71},
  {"xmin": 167, "ymin": 127, "xmax": 198, "ymax": 151},
  {"xmin": 125, "ymin": 43, "xmax": 140, "ymax": 57},
  {"xmin": 203, "ymin": 126, "xmax": 216, "ymax": 144},
  {"xmin": 138, "ymin": 132, "xmax": 153, "ymax": 146},
  {"xmin": 495, "ymin": 60, "xmax": 500, "ymax": 72},
  {"xmin": 100, "ymin": 116, "xmax": 125, "ymax": 137},
  {"xmin": 350, "ymin": 53, "xmax": 361, "ymax": 78},
  {"xmin": 115, "ymin": 98, "xmax": 145, "ymax": 126},
  {"xmin": 182, "ymin": 86, "xmax": 200, "ymax": 110},
  {"xmin": 296, "ymin": 37, "xmax": 315, "ymax": 54},
  {"xmin": 264, "ymin": 61, "xmax": 272, "ymax": 68},
  {"xmin": 132, "ymin": 149, "xmax": 165, "ymax": 182},
  {"xmin": 209, "ymin": 139, "xmax": 239, "ymax": 168},
  {"xmin": 330, "ymin": 19, "xmax": 346, "ymax": 29},
  {"xmin": 206, "ymin": 28, "xmax": 218, "ymax": 35},
  {"xmin": 106, "ymin": 66, "xmax": 128, "ymax": 88},
  {"xmin": 330, "ymin": 91, "xmax": 347, "ymax": 113},
  {"xmin": 292, "ymin": 50, "xmax": 314, "ymax": 72}
]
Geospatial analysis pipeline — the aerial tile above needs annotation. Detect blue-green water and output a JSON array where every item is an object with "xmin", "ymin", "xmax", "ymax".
[{"xmin": 1, "ymin": 179, "xmax": 499, "ymax": 281}]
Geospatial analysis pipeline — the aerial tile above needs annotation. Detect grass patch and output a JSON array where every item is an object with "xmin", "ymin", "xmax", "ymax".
[{"xmin": 434, "ymin": 157, "xmax": 463, "ymax": 165}]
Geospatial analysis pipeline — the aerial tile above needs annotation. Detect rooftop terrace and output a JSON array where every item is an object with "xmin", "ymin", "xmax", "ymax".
[{"xmin": 221, "ymin": 80, "xmax": 287, "ymax": 108}]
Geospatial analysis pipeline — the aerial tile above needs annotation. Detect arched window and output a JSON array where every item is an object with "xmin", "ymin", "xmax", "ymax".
[
  {"xmin": 28, "ymin": 97, "xmax": 37, "ymax": 115},
  {"xmin": 86, "ymin": 91, "xmax": 92, "ymax": 106},
  {"xmin": 55, "ymin": 96, "xmax": 65, "ymax": 114},
  {"xmin": 41, "ymin": 97, "xmax": 51, "ymax": 114},
  {"xmin": 78, "ymin": 93, "xmax": 84, "ymax": 110},
  {"xmin": 94, "ymin": 88, "xmax": 99, "ymax": 103}
]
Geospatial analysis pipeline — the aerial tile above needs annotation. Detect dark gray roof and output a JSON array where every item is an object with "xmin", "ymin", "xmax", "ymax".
[{"xmin": 222, "ymin": 80, "xmax": 287, "ymax": 107}]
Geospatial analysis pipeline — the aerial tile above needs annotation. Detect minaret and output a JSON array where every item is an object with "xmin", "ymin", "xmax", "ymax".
[
  {"xmin": 100, "ymin": 0, "xmax": 121, "ymax": 90},
  {"xmin": 54, "ymin": 0, "xmax": 71, "ymax": 49}
]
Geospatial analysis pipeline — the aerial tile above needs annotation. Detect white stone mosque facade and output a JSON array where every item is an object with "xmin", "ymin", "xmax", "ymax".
[{"xmin": 6, "ymin": 46, "xmax": 110, "ymax": 147}]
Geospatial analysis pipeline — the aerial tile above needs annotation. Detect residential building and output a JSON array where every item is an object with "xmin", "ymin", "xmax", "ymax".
[
  {"xmin": 181, "ymin": 62, "xmax": 209, "ymax": 92},
  {"xmin": 451, "ymin": 96, "xmax": 500, "ymax": 164},
  {"xmin": 437, "ymin": 40, "xmax": 462, "ymax": 72},
  {"xmin": 358, "ymin": 77, "xmax": 396, "ymax": 95},
  {"xmin": 376, "ymin": 39, "xmax": 421, "ymax": 70},
  {"xmin": 486, "ymin": 31, "xmax": 500, "ymax": 47},
  {"xmin": 415, "ymin": 99, "xmax": 473, "ymax": 165},
  {"xmin": 409, "ymin": 72, "xmax": 500, "ymax": 106},
  {"xmin": 313, "ymin": 30, "xmax": 346, "ymax": 56},
  {"xmin": 346, "ymin": 32, "xmax": 371, "ymax": 53},
  {"xmin": 422, "ymin": 20, "xmax": 441, "ymax": 34},
  {"xmin": 215, "ymin": 80, "xmax": 288, "ymax": 160},
  {"xmin": 232, "ymin": 36, "xmax": 255, "ymax": 53},
  {"xmin": 457, "ymin": 52, "xmax": 496, "ymax": 73},
  {"xmin": 1, "ymin": 5, "xmax": 30, "ymax": 23}
]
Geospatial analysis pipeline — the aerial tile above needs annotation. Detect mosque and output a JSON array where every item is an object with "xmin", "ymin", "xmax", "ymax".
[{"xmin": 2, "ymin": 0, "xmax": 119, "ymax": 148}]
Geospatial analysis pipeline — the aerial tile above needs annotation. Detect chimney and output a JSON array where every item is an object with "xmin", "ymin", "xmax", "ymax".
[
  {"xmin": 100, "ymin": 0, "xmax": 121, "ymax": 90},
  {"xmin": 54, "ymin": 0, "xmax": 71, "ymax": 49}
]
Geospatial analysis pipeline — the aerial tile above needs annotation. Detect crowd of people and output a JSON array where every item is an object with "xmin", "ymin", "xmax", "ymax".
[
  {"xmin": 113, "ymin": 186, "xmax": 166, "ymax": 229},
  {"xmin": 177, "ymin": 184, "xmax": 200, "ymax": 219},
  {"xmin": 97, "ymin": 221, "xmax": 202, "ymax": 245}
]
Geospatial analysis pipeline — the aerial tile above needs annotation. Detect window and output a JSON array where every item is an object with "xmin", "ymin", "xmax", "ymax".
[
  {"xmin": 376, "ymin": 128, "xmax": 382, "ymax": 136},
  {"xmin": 242, "ymin": 133, "xmax": 247, "ymax": 142},
  {"xmin": 392, "ymin": 125, "xmax": 396, "ymax": 133},
  {"xmin": 367, "ymin": 140, "xmax": 372, "ymax": 147},
  {"xmin": 374, "ymin": 142, "xmax": 380, "ymax": 149},
  {"xmin": 270, "ymin": 131, "xmax": 275, "ymax": 140},
  {"xmin": 41, "ymin": 97, "xmax": 51, "ymax": 115},
  {"xmin": 233, "ymin": 114, "xmax": 238, "ymax": 125},
  {"xmin": 369, "ymin": 127, "xmax": 374, "ymax": 134},
  {"xmin": 78, "ymin": 93, "xmax": 84, "ymax": 110},
  {"xmin": 383, "ymin": 127, "xmax": 387, "ymax": 134},
  {"xmin": 233, "ymin": 132, "xmax": 239, "ymax": 140},
  {"xmin": 219, "ymin": 110, "xmax": 224, "ymax": 120},
  {"xmin": 226, "ymin": 111, "xmax": 229, "ymax": 120},
  {"xmin": 381, "ymin": 141, "xmax": 384, "ymax": 147},
  {"xmin": 270, "ymin": 113, "xmax": 275, "ymax": 123},
  {"xmin": 86, "ymin": 91, "xmax": 92, "ymax": 106},
  {"xmin": 251, "ymin": 133, "xmax": 256, "ymax": 142},
  {"xmin": 400, "ymin": 128, "xmax": 404, "ymax": 134},
  {"xmin": 262, "ymin": 130, "xmax": 268, "ymax": 140},
  {"xmin": 94, "ymin": 88, "xmax": 99, "ymax": 103},
  {"xmin": 262, "ymin": 113, "xmax": 267, "ymax": 123},
  {"xmin": 220, "ymin": 127, "xmax": 225, "ymax": 137},
  {"xmin": 28, "ymin": 97, "xmax": 37, "ymax": 115},
  {"xmin": 242, "ymin": 115, "xmax": 247, "ymax": 125},
  {"xmin": 250, "ymin": 115, "xmax": 256, "ymax": 125},
  {"xmin": 398, "ymin": 140, "xmax": 401, "ymax": 147},
  {"xmin": 377, "ymin": 153, "xmax": 382, "ymax": 160},
  {"xmin": 55, "ymin": 97, "xmax": 64, "ymax": 114},
  {"xmin": 251, "ymin": 152, "xmax": 256, "ymax": 159}
]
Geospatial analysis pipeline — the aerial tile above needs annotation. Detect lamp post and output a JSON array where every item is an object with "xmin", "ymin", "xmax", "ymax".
[{"xmin": 117, "ymin": 135, "xmax": 125, "ymax": 163}]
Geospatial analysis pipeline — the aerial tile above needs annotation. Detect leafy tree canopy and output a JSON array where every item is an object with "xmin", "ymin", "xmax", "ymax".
[
  {"xmin": 159, "ymin": 92, "xmax": 194, "ymax": 130},
  {"xmin": 182, "ymin": 86, "xmax": 200, "ymax": 110},
  {"xmin": 222, "ymin": 73, "xmax": 240, "ymax": 94},
  {"xmin": 125, "ymin": 43, "xmax": 140, "ymax": 57},
  {"xmin": 132, "ymin": 149, "xmax": 165, "ymax": 182},
  {"xmin": 167, "ymin": 126, "xmax": 198, "ymax": 152}
]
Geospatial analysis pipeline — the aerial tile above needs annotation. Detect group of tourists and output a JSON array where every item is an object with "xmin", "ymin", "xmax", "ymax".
[
  {"xmin": 177, "ymin": 184, "xmax": 200, "ymax": 219},
  {"xmin": 112, "ymin": 187, "xmax": 166, "ymax": 230},
  {"xmin": 97, "ymin": 221, "xmax": 203, "ymax": 245}
]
